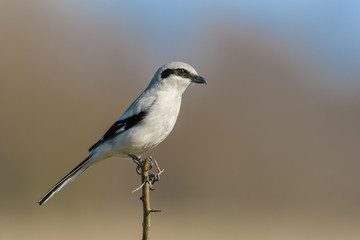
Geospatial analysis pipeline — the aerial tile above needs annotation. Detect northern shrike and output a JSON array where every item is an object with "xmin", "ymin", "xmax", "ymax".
[{"xmin": 38, "ymin": 62, "xmax": 206, "ymax": 205}]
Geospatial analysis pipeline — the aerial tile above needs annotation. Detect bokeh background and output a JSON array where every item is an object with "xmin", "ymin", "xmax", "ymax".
[{"xmin": 1, "ymin": 1, "xmax": 360, "ymax": 239}]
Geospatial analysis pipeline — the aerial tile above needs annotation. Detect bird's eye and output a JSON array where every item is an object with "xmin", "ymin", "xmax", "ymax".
[{"xmin": 178, "ymin": 68, "xmax": 186, "ymax": 73}]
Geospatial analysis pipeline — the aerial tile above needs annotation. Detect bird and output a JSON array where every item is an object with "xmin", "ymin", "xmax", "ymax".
[{"xmin": 38, "ymin": 61, "xmax": 206, "ymax": 205}]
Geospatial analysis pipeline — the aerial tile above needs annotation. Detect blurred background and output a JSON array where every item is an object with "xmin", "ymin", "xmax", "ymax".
[{"xmin": 1, "ymin": 0, "xmax": 360, "ymax": 239}]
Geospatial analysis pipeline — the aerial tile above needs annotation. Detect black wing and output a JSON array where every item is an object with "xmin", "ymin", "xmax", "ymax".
[{"xmin": 88, "ymin": 110, "xmax": 149, "ymax": 152}]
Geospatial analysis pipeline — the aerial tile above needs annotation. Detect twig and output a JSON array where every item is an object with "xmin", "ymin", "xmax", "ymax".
[
  {"xmin": 154, "ymin": 159, "xmax": 165, "ymax": 176},
  {"xmin": 140, "ymin": 157, "xmax": 151, "ymax": 240},
  {"xmin": 135, "ymin": 156, "xmax": 164, "ymax": 240}
]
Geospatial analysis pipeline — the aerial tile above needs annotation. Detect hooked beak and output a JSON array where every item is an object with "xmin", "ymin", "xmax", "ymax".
[{"xmin": 191, "ymin": 75, "xmax": 207, "ymax": 85}]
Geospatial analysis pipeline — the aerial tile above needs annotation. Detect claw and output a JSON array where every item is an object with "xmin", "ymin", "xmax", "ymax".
[{"xmin": 148, "ymin": 156, "xmax": 154, "ymax": 171}]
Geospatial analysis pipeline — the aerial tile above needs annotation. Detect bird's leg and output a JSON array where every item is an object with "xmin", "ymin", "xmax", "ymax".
[
  {"xmin": 128, "ymin": 153, "xmax": 143, "ymax": 175},
  {"xmin": 128, "ymin": 153, "xmax": 141, "ymax": 164}
]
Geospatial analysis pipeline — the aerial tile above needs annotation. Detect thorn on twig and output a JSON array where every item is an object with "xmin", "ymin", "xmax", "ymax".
[{"xmin": 149, "ymin": 209, "xmax": 161, "ymax": 213}]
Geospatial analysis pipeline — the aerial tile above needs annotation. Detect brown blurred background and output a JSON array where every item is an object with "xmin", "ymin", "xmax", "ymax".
[{"xmin": 1, "ymin": 1, "xmax": 360, "ymax": 239}]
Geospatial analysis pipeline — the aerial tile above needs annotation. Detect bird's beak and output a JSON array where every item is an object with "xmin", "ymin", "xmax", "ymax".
[{"xmin": 191, "ymin": 75, "xmax": 207, "ymax": 85}]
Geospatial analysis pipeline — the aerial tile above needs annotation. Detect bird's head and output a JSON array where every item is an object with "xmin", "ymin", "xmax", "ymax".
[{"xmin": 149, "ymin": 62, "xmax": 206, "ymax": 93}]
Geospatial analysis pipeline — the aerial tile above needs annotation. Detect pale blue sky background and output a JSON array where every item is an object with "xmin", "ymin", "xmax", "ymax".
[{"xmin": 80, "ymin": 0, "xmax": 360, "ymax": 76}]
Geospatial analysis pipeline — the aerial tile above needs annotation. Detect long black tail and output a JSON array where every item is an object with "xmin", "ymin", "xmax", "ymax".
[{"xmin": 38, "ymin": 156, "xmax": 92, "ymax": 205}]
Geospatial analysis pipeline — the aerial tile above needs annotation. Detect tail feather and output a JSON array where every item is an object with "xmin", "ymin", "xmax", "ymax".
[{"xmin": 38, "ymin": 156, "xmax": 92, "ymax": 205}]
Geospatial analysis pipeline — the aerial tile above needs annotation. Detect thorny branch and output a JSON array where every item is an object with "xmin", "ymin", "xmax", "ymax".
[{"xmin": 129, "ymin": 154, "xmax": 164, "ymax": 240}]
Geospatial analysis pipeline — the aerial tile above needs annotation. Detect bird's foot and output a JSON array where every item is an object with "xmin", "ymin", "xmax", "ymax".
[
  {"xmin": 128, "ymin": 153, "xmax": 164, "ymax": 192},
  {"xmin": 128, "ymin": 153, "xmax": 155, "ymax": 175},
  {"xmin": 147, "ymin": 157, "xmax": 164, "ymax": 190}
]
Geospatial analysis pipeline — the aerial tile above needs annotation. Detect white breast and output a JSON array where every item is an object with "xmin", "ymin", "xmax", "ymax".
[
  {"xmin": 141, "ymin": 90, "xmax": 182, "ymax": 148},
  {"xmin": 112, "ymin": 90, "xmax": 182, "ymax": 156}
]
